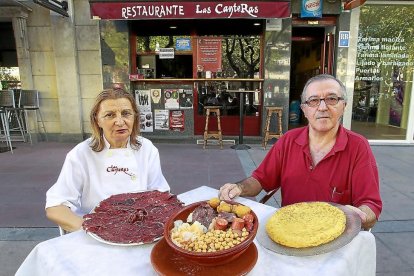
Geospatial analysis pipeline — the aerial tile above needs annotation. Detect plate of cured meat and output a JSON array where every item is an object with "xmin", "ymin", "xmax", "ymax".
[{"xmin": 82, "ymin": 190, "xmax": 184, "ymax": 246}]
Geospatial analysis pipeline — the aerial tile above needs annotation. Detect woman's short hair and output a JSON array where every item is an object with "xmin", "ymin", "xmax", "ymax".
[
  {"xmin": 89, "ymin": 88, "xmax": 141, "ymax": 152},
  {"xmin": 301, "ymin": 74, "xmax": 347, "ymax": 104}
]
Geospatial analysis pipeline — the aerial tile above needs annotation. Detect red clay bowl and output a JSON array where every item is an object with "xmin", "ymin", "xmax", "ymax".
[{"xmin": 163, "ymin": 200, "xmax": 258, "ymax": 266}]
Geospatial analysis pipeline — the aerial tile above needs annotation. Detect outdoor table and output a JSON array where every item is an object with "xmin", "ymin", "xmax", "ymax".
[{"xmin": 16, "ymin": 186, "xmax": 376, "ymax": 276}]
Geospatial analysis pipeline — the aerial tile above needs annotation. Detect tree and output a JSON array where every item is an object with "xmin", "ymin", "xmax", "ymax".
[{"xmin": 0, "ymin": 67, "xmax": 20, "ymax": 89}]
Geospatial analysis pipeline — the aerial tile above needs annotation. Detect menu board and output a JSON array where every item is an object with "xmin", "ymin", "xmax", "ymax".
[{"xmin": 197, "ymin": 38, "xmax": 222, "ymax": 72}]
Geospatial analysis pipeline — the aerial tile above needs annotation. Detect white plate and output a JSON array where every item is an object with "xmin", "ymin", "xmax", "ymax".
[
  {"xmin": 84, "ymin": 190, "xmax": 175, "ymax": 246},
  {"xmin": 256, "ymin": 203, "xmax": 361, "ymax": 256},
  {"xmin": 87, "ymin": 231, "xmax": 161, "ymax": 246}
]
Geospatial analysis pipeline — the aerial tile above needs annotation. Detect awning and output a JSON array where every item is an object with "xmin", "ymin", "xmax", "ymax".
[
  {"xmin": 33, "ymin": 0, "xmax": 69, "ymax": 17},
  {"xmin": 88, "ymin": 1, "xmax": 291, "ymax": 20}
]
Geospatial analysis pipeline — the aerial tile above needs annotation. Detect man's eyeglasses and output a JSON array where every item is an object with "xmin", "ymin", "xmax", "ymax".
[{"xmin": 303, "ymin": 96, "xmax": 344, "ymax": 107}]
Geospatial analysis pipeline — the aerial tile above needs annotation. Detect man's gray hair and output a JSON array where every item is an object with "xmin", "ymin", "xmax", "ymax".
[{"xmin": 301, "ymin": 74, "xmax": 347, "ymax": 104}]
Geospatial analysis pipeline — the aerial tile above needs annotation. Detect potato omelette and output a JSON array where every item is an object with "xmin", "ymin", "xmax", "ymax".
[{"xmin": 266, "ymin": 202, "xmax": 346, "ymax": 248}]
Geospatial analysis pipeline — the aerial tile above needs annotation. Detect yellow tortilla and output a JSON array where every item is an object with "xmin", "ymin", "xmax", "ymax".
[{"xmin": 266, "ymin": 202, "xmax": 346, "ymax": 248}]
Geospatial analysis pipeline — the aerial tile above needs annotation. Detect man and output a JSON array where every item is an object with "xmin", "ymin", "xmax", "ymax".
[{"xmin": 219, "ymin": 74, "xmax": 382, "ymax": 230}]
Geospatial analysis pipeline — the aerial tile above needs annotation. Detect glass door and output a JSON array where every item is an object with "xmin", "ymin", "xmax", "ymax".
[{"xmin": 351, "ymin": 3, "xmax": 414, "ymax": 142}]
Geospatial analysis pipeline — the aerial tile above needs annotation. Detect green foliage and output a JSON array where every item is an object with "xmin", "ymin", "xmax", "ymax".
[
  {"xmin": 357, "ymin": 4, "xmax": 414, "ymax": 81},
  {"xmin": 0, "ymin": 67, "xmax": 20, "ymax": 89},
  {"xmin": 222, "ymin": 36, "xmax": 260, "ymax": 78},
  {"xmin": 137, "ymin": 36, "xmax": 191, "ymax": 52},
  {"xmin": 136, "ymin": 35, "xmax": 261, "ymax": 78},
  {"xmin": 0, "ymin": 67, "xmax": 19, "ymax": 81}
]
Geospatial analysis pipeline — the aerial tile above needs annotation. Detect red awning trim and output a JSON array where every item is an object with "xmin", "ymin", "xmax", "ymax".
[{"xmin": 90, "ymin": 1, "xmax": 290, "ymax": 20}]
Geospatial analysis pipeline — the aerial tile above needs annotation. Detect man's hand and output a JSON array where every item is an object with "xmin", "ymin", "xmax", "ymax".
[
  {"xmin": 346, "ymin": 205, "xmax": 368, "ymax": 225},
  {"xmin": 346, "ymin": 204, "xmax": 380, "ymax": 231},
  {"xmin": 219, "ymin": 183, "xmax": 242, "ymax": 201}
]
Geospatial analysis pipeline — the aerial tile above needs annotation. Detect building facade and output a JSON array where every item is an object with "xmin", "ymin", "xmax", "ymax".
[{"xmin": 1, "ymin": 0, "xmax": 413, "ymax": 144}]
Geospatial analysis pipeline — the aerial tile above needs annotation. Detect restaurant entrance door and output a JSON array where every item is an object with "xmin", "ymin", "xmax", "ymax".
[{"xmin": 289, "ymin": 17, "xmax": 337, "ymax": 129}]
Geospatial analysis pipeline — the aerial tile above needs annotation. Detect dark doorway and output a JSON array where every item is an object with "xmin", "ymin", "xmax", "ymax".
[
  {"xmin": 289, "ymin": 25, "xmax": 335, "ymax": 128},
  {"xmin": 0, "ymin": 22, "xmax": 18, "ymax": 67}
]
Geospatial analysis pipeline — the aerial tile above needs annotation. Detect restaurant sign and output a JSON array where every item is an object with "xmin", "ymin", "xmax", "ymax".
[{"xmin": 90, "ymin": 1, "xmax": 290, "ymax": 20}]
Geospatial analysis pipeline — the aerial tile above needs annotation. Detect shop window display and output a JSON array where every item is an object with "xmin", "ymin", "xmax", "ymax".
[{"xmin": 352, "ymin": 4, "xmax": 414, "ymax": 140}]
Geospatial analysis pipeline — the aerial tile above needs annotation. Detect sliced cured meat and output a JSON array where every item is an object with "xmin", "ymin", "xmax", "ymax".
[
  {"xmin": 218, "ymin": 211, "xmax": 236, "ymax": 222},
  {"xmin": 82, "ymin": 190, "xmax": 184, "ymax": 244},
  {"xmin": 189, "ymin": 202, "xmax": 218, "ymax": 228}
]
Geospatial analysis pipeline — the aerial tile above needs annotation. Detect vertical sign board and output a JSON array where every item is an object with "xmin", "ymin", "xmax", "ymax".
[{"xmin": 338, "ymin": 31, "xmax": 350, "ymax": 48}]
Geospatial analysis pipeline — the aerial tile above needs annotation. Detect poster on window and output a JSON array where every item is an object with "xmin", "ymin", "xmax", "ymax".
[
  {"xmin": 197, "ymin": 38, "xmax": 222, "ymax": 72},
  {"xmin": 135, "ymin": 90, "xmax": 151, "ymax": 112},
  {"xmin": 139, "ymin": 111, "xmax": 153, "ymax": 132},
  {"xmin": 170, "ymin": 110, "xmax": 185, "ymax": 132},
  {"xmin": 164, "ymin": 89, "xmax": 179, "ymax": 109},
  {"xmin": 151, "ymin": 89, "xmax": 161, "ymax": 104},
  {"xmin": 154, "ymin": 109, "xmax": 169, "ymax": 130},
  {"xmin": 179, "ymin": 89, "xmax": 193, "ymax": 109}
]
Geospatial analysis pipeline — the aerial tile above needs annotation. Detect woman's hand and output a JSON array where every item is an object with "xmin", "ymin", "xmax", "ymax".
[{"xmin": 46, "ymin": 205, "xmax": 84, "ymax": 233}]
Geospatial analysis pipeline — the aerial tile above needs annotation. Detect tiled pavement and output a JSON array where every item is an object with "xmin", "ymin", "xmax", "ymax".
[{"xmin": 0, "ymin": 141, "xmax": 413, "ymax": 276}]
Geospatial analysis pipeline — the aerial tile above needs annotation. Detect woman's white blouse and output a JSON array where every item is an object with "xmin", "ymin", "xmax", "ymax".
[{"xmin": 45, "ymin": 137, "xmax": 170, "ymax": 216}]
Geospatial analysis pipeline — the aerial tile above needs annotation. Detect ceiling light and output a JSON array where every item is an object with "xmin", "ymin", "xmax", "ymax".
[
  {"xmin": 170, "ymin": 26, "xmax": 177, "ymax": 29},
  {"xmin": 253, "ymin": 23, "xmax": 261, "ymax": 26}
]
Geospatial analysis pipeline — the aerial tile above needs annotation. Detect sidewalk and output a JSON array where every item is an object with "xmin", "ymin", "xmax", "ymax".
[{"xmin": 0, "ymin": 141, "xmax": 413, "ymax": 276}]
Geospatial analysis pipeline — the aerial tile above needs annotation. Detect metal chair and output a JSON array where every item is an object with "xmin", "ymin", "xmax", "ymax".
[
  {"xmin": 0, "ymin": 108, "xmax": 13, "ymax": 153},
  {"xmin": 19, "ymin": 89, "xmax": 48, "ymax": 144},
  {"xmin": 0, "ymin": 90, "xmax": 26, "ymax": 142},
  {"xmin": 259, "ymin": 189, "xmax": 278, "ymax": 204},
  {"xmin": 59, "ymin": 226, "xmax": 68, "ymax": 236}
]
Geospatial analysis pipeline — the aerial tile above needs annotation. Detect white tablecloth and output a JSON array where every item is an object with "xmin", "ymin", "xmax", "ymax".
[{"xmin": 16, "ymin": 186, "xmax": 376, "ymax": 276}]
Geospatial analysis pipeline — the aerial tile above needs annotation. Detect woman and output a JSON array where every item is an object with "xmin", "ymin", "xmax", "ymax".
[{"xmin": 45, "ymin": 88, "xmax": 169, "ymax": 232}]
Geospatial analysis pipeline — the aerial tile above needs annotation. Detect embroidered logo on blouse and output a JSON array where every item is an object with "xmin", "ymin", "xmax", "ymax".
[{"xmin": 106, "ymin": 165, "xmax": 135, "ymax": 178}]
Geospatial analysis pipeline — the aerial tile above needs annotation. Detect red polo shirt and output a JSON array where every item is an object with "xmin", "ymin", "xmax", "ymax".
[{"xmin": 252, "ymin": 125, "xmax": 382, "ymax": 219}]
